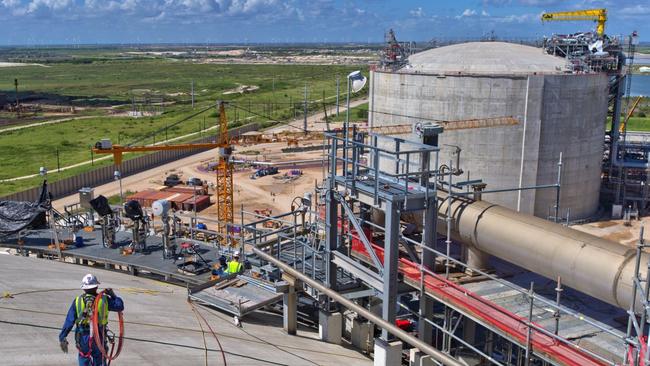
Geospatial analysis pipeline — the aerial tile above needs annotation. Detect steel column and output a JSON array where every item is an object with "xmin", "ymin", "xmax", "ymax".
[
  {"xmin": 381, "ymin": 199, "xmax": 400, "ymax": 341},
  {"xmin": 419, "ymin": 197, "xmax": 436, "ymax": 345}
]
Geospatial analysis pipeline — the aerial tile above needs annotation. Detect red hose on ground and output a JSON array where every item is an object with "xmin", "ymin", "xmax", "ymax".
[{"xmin": 92, "ymin": 290, "xmax": 124, "ymax": 364}]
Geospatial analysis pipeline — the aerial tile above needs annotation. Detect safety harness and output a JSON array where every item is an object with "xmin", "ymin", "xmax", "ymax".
[{"xmin": 74, "ymin": 291, "xmax": 123, "ymax": 365}]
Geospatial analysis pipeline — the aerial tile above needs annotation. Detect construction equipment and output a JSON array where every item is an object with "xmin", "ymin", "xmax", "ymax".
[
  {"xmin": 620, "ymin": 96, "xmax": 644, "ymax": 133},
  {"xmin": 255, "ymin": 209, "xmax": 280, "ymax": 229},
  {"xmin": 286, "ymin": 137, "xmax": 299, "ymax": 148},
  {"xmin": 93, "ymin": 141, "xmax": 220, "ymax": 166},
  {"xmin": 541, "ymin": 8, "xmax": 607, "ymax": 37},
  {"xmin": 380, "ymin": 29, "xmax": 413, "ymax": 71},
  {"xmin": 123, "ymin": 199, "xmax": 149, "ymax": 253},
  {"xmin": 215, "ymin": 101, "xmax": 234, "ymax": 240},
  {"xmin": 275, "ymin": 116, "xmax": 520, "ymax": 142},
  {"xmin": 93, "ymin": 101, "xmax": 235, "ymax": 243}
]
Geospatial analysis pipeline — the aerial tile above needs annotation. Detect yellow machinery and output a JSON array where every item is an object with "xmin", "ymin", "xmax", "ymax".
[
  {"xmin": 620, "ymin": 96, "xmax": 644, "ymax": 133},
  {"xmin": 214, "ymin": 101, "xmax": 233, "ymax": 238},
  {"xmin": 541, "ymin": 8, "xmax": 607, "ymax": 37},
  {"xmin": 93, "ymin": 101, "xmax": 234, "ymax": 242}
]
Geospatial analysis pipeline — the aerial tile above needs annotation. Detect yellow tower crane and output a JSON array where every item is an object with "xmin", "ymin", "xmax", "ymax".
[
  {"xmin": 541, "ymin": 8, "xmax": 607, "ymax": 37},
  {"xmin": 93, "ymin": 100, "xmax": 234, "ymax": 242},
  {"xmin": 215, "ymin": 101, "xmax": 234, "ymax": 238}
]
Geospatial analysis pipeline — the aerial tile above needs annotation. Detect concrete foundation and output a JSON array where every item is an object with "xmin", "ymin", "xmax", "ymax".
[
  {"xmin": 374, "ymin": 338, "xmax": 403, "ymax": 366},
  {"xmin": 319, "ymin": 310, "xmax": 343, "ymax": 344},
  {"xmin": 283, "ymin": 289, "xmax": 297, "ymax": 335},
  {"xmin": 351, "ymin": 318, "xmax": 374, "ymax": 353}
]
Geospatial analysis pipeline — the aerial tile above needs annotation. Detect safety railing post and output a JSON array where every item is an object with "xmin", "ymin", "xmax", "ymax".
[{"xmin": 524, "ymin": 282, "xmax": 535, "ymax": 366}]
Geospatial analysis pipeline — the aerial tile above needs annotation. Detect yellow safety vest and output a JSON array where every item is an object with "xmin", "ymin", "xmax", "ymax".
[
  {"xmin": 227, "ymin": 260, "xmax": 242, "ymax": 274},
  {"xmin": 75, "ymin": 294, "xmax": 108, "ymax": 326}
]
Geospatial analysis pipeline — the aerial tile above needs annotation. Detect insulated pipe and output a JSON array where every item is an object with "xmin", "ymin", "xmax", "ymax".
[
  {"xmin": 438, "ymin": 191, "xmax": 646, "ymax": 311},
  {"xmin": 251, "ymin": 247, "xmax": 464, "ymax": 366}
]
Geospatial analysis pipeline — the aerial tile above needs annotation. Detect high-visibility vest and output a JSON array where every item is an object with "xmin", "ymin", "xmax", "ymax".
[
  {"xmin": 75, "ymin": 294, "xmax": 108, "ymax": 326},
  {"xmin": 227, "ymin": 260, "xmax": 242, "ymax": 274}
]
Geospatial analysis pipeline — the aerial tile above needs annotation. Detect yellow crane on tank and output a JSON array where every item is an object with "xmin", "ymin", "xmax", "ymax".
[{"xmin": 541, "ymin": 8, "xmax": 607, "ymax": 37}]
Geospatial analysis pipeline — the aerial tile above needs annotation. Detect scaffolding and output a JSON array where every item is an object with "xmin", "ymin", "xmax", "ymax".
[
  {"xmin": 240, "ymin": 129, "xmax": 643, "ymax": 366},
  {"xmin": 601, "ymin": 31, "xmax": 644, "ymax": 216}
]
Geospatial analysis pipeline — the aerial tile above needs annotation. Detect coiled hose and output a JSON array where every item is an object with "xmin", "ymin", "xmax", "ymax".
[{"xmin": 91, "ymin": 290, "xmax": 124, "ymax": 365}]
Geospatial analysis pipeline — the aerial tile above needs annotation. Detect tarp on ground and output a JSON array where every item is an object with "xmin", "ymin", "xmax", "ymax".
[{"xmin": 0, "ymin": 181, "xmax": 49, "ymax": 234}]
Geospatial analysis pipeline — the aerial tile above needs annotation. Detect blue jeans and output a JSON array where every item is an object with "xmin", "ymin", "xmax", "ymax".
[{"xmin": 76, "ymin": 332, "xmax": 106, "ymax": 366}]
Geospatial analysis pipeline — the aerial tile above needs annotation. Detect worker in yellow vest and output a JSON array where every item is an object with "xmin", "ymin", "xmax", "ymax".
[
  {"xmin": 227, "ymin": 251, "xmax": 243, "ymax": 274},
  {"xmin": 59, "ymin": 274, "xmax": 124, "ymax": 366}
]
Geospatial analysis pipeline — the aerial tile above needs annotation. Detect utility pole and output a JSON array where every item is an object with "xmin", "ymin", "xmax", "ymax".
[
  {"xmin": 303, "ymin": 83, "xmax": 308, "ymax": 133},
  {"xmin": 336, "ymin": 76, "xmax": 340, "ymax": 117},
  {"xmin": 56, "ymin": 148, "xmax": 61, "ymax": 172},
  {"xmin": 14, "ymin": 78, "xmax": 19, "ymax": 118},
  {"xmin": 191, "ymin": 80, "xmax": 195, "ymax": 109}
]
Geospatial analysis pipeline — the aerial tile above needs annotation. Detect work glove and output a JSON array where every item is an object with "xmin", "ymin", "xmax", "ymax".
[
  {"xmin": 104, "ymin": 288, "xmax": 116, "ymax": 298},
  {"xmin": 60, "ymin": 339, "xmax": 68, "ymax": 354}
]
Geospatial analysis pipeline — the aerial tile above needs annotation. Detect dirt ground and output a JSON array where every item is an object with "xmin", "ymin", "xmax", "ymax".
[
  {"xmin": 53, "ymin": 139, "xmax": 327, "ymax": 230},
  {"xmin": 573, "ymin": 217, "xmax": 649, "ymax": 248},
  {"xmin": 166, "ymin": 144, "xmax": 326, "ymax": 219}
]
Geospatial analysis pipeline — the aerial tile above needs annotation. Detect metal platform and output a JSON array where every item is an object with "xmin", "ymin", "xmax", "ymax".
[
  {"xmin": 351, "ymin": 238, "xmax": 627, "ymax": 366},
  {"xmin": 188, "ymin": 274, "xmax": 283, "ymax": 317},
  {"xmin": 0, "ymin": 228, "xmax": 219, "ymax": 286}
]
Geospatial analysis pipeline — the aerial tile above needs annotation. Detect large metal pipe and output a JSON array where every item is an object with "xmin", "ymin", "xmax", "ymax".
[
  {"xmin": 251, "ymin": 246, "xmax": 464, "ymax": 366},
  {"xmin": 438, "ymin": 191, "xmax": 646, "ymax": 310}
]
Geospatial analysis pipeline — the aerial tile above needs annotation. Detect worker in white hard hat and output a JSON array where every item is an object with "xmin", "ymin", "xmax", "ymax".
[
  {"xmin": 226, "ymin": 251, "xmax": 243, "ymax": 274},
  {"xmin": 59, "ymin": 274, "xmax": 124, "ymax": 366}
]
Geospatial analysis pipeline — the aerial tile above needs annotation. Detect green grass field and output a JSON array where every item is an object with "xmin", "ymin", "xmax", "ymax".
[
  {"xmin": 0, "ymin": 58, "xmax": 367, "ymax": 196},
  {"xmin": 330, "ymin": 103, "xmax": 369, "ymax": 122}
]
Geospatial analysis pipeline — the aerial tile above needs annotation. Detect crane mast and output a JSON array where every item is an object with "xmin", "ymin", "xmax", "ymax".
[
  {"xmin": 93, "ymin": 100, "xmax": 235, "ymax": 244},
  {"xmin": 215, "ymin": 101, "xmax": 234, "ymax": 241},
  {"xmin": 541, "ymin": 8, "xmax": 607, "ymax": 37}
]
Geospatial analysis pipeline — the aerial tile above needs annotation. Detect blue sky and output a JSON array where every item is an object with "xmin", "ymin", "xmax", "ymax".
[{"xmin": 0, "ymin": 0, "xmax": 648, "ymax": 45}]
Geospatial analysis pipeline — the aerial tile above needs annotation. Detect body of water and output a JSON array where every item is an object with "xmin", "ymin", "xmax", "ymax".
[{"xmin": 631, "ymin": 74, "xmax": 650, "ymax": 96}]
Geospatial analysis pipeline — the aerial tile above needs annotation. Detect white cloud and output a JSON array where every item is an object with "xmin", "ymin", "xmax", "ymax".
[
  {"xmin": 409, "ymin": 7, "xmax": 424, "ymax": 18},
  {"xmin": 461, "ymin": 8, "xmax": 476, "ymax": 17},
  {"xmin": 619, "ymin": 4, "xmax": 650, "ymax": 16},
  {"xmin": 26, "ymin": 0, "xmax": 73, "ymax": 12},
  {"xmin": 455, "ymin": 8, "xmax": 491, "ymax": 19},
  {"xmin": 1, "ymin": 0, "xmax": 21, "ymax": 7},
  {"xmin": 494, "ymin": 12, "xmax": 537, "ymax": 23}
]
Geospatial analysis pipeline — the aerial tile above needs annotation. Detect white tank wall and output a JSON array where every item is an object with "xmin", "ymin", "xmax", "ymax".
[{"xmin": 369, "ymin": 70, "xmax": 609, "ymax": 220}]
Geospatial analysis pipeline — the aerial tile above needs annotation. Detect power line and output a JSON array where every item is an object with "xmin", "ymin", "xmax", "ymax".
[
  {"xmin": 126, "ymin": 104, "xmax": 213, "ymax": 147},
  {"xmin": 229, "ymin": 103, "xmax": 307, "ymax": 132}
]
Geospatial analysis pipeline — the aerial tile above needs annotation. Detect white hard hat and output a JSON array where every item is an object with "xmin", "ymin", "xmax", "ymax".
[
  {"xmin": 234, "ymin": 251, "xmax": 240, "ymax": 257},
  {"xmin": 81, "ymin": 273, "xmax": 100, "ymax": 289}
]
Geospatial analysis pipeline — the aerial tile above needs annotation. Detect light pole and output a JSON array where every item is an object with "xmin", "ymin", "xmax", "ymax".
[
  {"xmin": 114, "ymin": 170, "xmax": 123, "ymax": 204},
  {"xmin": 345, "ymin": 71, "xmax": 367, "ymax": 179},
  {"xmin": 345, "ymin": 70, "xmax": 367, "ymax": 129}
]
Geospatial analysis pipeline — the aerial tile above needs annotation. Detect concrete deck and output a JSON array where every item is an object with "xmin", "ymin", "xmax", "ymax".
[{"xmin": 0, "ymin": 253, "xmax": 372, "ymax": 365}]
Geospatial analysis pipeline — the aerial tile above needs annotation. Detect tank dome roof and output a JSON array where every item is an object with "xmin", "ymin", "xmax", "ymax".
[{"xmin": 405, "ymin": 42, "xmax": 567, "ymax": 75}]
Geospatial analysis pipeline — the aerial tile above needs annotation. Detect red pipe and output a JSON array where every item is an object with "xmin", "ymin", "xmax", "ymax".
[{"xmin": 350, "ymin": 234, "xmax": 609, "ymax": 366}]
